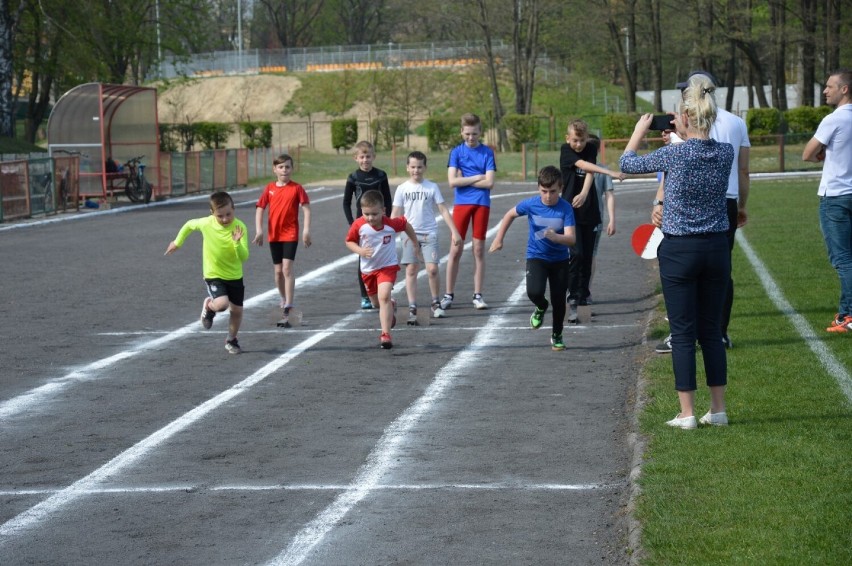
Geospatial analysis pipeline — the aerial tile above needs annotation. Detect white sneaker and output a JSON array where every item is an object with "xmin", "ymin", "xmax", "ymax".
[
  {"xmin": 665, "ymin": 414, "xmax": 697, "ymax": 429},
  {"xmin": 472, "ymin": 294, "xmax": 488, "ymax": 309},
  {"xmin": 439, "ymin": 294, "xmax": 454, "ymax": 310},
  {"xmin": 699, "ymin": 411, "xmax": 728, "ymax": 426},
  {"xmin": 431, "ymin": 302, "xmax": 446, "ymax": 318}
]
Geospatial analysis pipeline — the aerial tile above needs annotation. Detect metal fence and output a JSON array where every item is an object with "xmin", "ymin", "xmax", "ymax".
[
  {"xmin": 156, "ymin": 40, "xmax": 513, "ymax": 79},
  {"xmin": 1, "ymin": 149, "xmax": 248, "ymax": 222}
]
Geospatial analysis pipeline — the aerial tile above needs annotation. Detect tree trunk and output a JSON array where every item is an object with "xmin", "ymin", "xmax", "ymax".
[
  {"xmin": 475, "ymin": 0, "xmax": 507, "ymax": 151},
  {"xmin": 825, "ymin": 0, "xmax": 840, "ymax": 75},
  {"xmin": 511, "ymin": 0, "xmax": 540, "ymax": 116},
  {"xmin": 647, "ymin": 0, "xmax": 663, "ymax": 111},
  {"xmin": 725, "ymin": 41, "xmax": 737, "ymax": 112},
  {"xmin": 769, "ymin": 0, "xmax": 787, "ymax": 110},
  {"xmin": 0, "ymin": 0, "xmax": 22, "ymax": 138},
  {"xmin": 799, "ymin": 0, "xmax": 817, "ymax": 106},
  {"xmin": 601, "ymin": 0, "xmax": 637, "ymax": 112}
]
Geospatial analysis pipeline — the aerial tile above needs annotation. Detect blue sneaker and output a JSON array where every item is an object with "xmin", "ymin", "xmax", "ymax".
[{"xmin": 361, "ymin": 297, "xmax": 373, "ymax": 310}]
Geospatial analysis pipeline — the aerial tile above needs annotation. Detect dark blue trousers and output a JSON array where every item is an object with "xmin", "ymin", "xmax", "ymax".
[{"xmin": 658, "ymin": 232, "xmax": 730, "ymax": 391}]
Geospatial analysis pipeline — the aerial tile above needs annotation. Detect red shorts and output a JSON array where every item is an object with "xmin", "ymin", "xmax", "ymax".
[
  {"xmin": 361, "ymin": 265, "xmax": 400, "ymax": 296},
  {"xmin": 453, "ymin": 204, "xmax": 490, "ymax": 240}
]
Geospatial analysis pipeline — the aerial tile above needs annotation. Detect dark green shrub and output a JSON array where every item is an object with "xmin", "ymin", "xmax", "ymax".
[
  {"xmin": 331, "ymin": 119, "xmax": 358, "ymax": 153},
  {"xmin": 159, "ymin": 124, "xmax": 179, "ymax": 152},
  {"xmin": 783, "ymin": 105, "xmax": 832, "ymax": 135},
  {"xmin": 425, "ymin": 116, "xmax": 460, "ymax": 151},
  {"xmin": 239, "ymin": 121, "xmax": 273, "ymax": 149},
  {"xmin": 602, "ymin": 113, "xmax": 640, "ymax": 150},
  {"xmin": 195, "ymin": 122, "xmax": 234, "ymax": 149},
  {"xmin": 502, "ymin": 113, "xmax": 541, "ymax": 151},
  {"xmin": 746, "ymin": 108, "xmax": 784, "ymax": 145}
]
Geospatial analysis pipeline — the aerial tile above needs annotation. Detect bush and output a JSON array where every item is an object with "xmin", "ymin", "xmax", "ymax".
[
  {"xmin": 602, "ymin": 113, "xmax": 640, "ymax": 150},
  {"xmin": 159, "ymin": 124, "xmax": 180, "ymax": 152},
  {"xmin": 502, "ymin": 113, "xmax": 541, "ymax": 151},
  {"xmin": 371, "ymin": 117, "xmax": 406, "ymax": 150},
  {"xmin": 746, "ymin": 108, "xmax": 784, "ymax": 144},
  {"xmin": 331, "ymin": 119, "xmax": 358, "ymax": 153},
  {"xmin": 195, "ymin": 122, "xmax": 234, "ymax": 149},
  {"xmin": 783, "ymin": 106, "xmax": 831, "ymax": 135},
  {"xmin": 425, "ymin": 116, "xmax": 460, "ymax": 151},
  {"xmin": 239, "ymin": 121, "xmax": 273, "ymax": 149}
]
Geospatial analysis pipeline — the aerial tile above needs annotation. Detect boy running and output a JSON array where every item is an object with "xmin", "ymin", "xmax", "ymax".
[
  {"xmin": 252, "ymin": 154, "xmax": 311, "ymax": 328},
  {"xmin": 346, "ymin": 190, "xmax": 422, "ymax": 349},
  {"xmin": 165, "ymin": 191, "xmax": 249, "ymax": 354},
  {"xmin": 489, "ymin": 166, "xmax": 576, "ymax": 351}
]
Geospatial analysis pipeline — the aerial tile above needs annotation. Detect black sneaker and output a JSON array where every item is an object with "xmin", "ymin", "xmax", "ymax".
[
  {"xmin": 225, "ymin": 338, "xmax": 242, "ymax": 354},
  {"xmin": 655, "ymin": 334, "xmax": 672, "ymax": 354}
]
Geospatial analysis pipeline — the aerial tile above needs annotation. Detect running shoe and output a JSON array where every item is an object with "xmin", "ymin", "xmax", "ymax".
[
  {"xmin": 472, "ymin": 294, "xmax": 488, "ymax": 309},
  {"xmin": 826, "ymin": 314, "xmax": 852, "ymax": 333},
  {"xmin": 380, "ymin": 332, "xmax": 393, "ymax": 349},
  {"xmin": 201, "ymin": 298, "xmax": 215, "ymax": 329},
  {"xmin": 225, "ymin": 338, "xmax": 242, "ymax": 354},
  {"xmin": 390, "ymin": 298, "xmax": 397, "ymax": 329},
  {"xmin": 655, "ymin": 334, "xmax": 672, "ymax": 354},
  {"xmin": 407, "ymin": 305, "xmax": 418, "ymax": 326},
  {"xmin": 530, "ymin": 304, "xmax": 547, "ymax": 330},
  {"xmin": 567, "ymin": 299, "xmax": 578, "ymax": 323},
  {"xmin": 439, "ymin": 293, "xmax": 454, "ymax": 310},
  {"xmin": 277, "ymin": 305, "xmax": 291, "ymax": 328},
  {"xmin": 431, "ymin": 301, "xmax": 446, "ymax": 319},
  {"xmin": 361, "ymin": 297, "xmax": 373, "ymax": 310},
  {"xmin": 551, "ymin": 333, "xmax": 565, "ymax": 351}
]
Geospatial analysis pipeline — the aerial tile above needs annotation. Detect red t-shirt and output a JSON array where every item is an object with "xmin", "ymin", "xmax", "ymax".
[{"xmin": 256, "ymin": 180, "xmax": 310, "ymax": 242}]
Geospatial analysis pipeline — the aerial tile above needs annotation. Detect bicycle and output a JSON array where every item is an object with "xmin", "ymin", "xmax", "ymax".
[{"xmin": 120, "ymin": 155, "xmax": 153, "ymax": 204}]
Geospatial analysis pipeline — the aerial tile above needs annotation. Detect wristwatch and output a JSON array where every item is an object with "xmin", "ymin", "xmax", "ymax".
[{"xmin": 652, "ymin": 199, "xmax": 664, "ymax": 206}]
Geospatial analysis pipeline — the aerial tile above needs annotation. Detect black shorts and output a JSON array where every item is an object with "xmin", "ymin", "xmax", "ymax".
[
  {"xmin": 269, "ymin": 241, "xmax": 298, "ymax": 264},
  {"xmin": 204, "ymin": 278, "xmax": 245, "ymax": 307}
]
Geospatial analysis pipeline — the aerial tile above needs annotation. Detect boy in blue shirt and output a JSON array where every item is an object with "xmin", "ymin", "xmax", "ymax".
[{"xmin": 489, "ymin": 166, "xmax": 576, "ymax": 350}]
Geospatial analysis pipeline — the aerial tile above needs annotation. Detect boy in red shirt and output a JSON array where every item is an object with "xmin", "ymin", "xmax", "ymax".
[
  {"xmin": 346, "ymin": 190, "xmax": 421, "ymax": 349},
  {"xmin": 253, "ymin": 154, "xmax": 312, "ymax": 327}
]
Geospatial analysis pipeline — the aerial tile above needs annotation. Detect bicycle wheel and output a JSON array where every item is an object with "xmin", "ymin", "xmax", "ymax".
[
  {"xmin": 141, "ymin": 175, "xmax": 153, "ymax": 204},
  {"xmin": 124, "ymin": 175, "xmax": 144, "ymax": 203}
]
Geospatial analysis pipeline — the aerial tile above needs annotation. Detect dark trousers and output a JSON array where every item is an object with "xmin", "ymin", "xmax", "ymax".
[
  {"xmin": 527, "ymin": 258, "xmax": 570, "ymax": 335},
  {"xmin": 658, "ymin": 232, "xmax": 730, "ymax": 391},
  {"xmin": 567, "ymin": 223, "xmax": 596, "ymax": 303},
  {"xmin": 721, "ymin": 198, "xmax": 738, "ymax": 335}
]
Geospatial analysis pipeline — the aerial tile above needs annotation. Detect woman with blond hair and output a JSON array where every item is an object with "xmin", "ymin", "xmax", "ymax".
[{"xmin": 620, "ymin": 75, "xmax": 734, "ymax": 429}]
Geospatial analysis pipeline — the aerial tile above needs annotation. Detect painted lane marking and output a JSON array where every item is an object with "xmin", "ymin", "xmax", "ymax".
[
  {"xmin": 270, "ymin": 281, "xmax": 529, "ymax": 566},
  {"xmin": 738, "ymin": 232, "xmax": 852, "ymax": 404}
]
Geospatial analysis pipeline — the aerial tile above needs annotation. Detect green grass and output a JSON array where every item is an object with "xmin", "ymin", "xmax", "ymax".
[{"xmin": 637, "ymin": 178, "xmax": 852, "ymax": 565}]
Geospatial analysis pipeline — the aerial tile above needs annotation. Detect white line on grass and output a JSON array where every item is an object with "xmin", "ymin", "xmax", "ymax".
[
  {"xmin": 269, "ymin": 280, "xmax": 528, "ymax": 566},
  {"xmin": 737, "ymin": 232, "xmax": 852, "ymax": 403}
]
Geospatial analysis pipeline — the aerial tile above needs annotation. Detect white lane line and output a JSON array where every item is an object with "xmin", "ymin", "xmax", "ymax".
[
  {"xmin": 738, "ymin": 232, "xmax": 852, "ymax": 403},
  {"xmin": 269, "ymin": 280, "xmax": 529, "ymax": 566},
  {"xmin": 94, "ymin": 324, "xmax": 636, "ymax": 336},
  {"xmin": 0, "ymin": 322, "xmax": 347, "ymax": 540},
  {"xmin": 0, "ymin": 253, "xmax": 356, "ymax": 422},
  {"xmin": 0, "ymin": 482, "xmax": 618, "ymax": 497}
]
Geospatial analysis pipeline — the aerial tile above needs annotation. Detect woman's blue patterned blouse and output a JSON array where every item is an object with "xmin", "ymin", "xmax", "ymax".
[{"xmin": 620, "ymin": 138, "xmax": 734, "ymax": 235}]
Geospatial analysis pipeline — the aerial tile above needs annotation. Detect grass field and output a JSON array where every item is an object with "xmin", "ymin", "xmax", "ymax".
[{"xmin": 637, "ymin": 178, "xmax": 852, "ymax": 564}]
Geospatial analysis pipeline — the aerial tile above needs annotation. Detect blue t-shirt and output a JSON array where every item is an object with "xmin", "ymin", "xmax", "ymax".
[
  {"xmin": 515, "ymin": 195, "xmax": 575, "ymax": 262},
  {"xmin": 448, "ymin": 142, "xmax": 497, "ymax": 207}
]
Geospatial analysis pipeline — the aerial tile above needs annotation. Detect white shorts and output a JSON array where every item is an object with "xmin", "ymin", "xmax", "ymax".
[{"xmin": 399, "ymin": 232, "xmax": 441, "ymax": 265}]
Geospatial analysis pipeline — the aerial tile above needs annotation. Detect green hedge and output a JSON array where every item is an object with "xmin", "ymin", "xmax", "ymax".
[
  {"xmin": 502, "ymin": 113, "xmax": 541, "ymax": 151},
  {"xmin": 602, "ymin": 113, "xmax": 640, "ymax": 150},
  {"xmin": 331, "ymin": 119, "xmax": 358, "ymax": 153},
  {"xmin": 239, "ymin": 121, "xmax": 273, "ymax": 149},
  {"xmin": 783, "ymin": 106, "xmax": 832, "ymax": 135},
  {"xmin": 746, "ymin": 108, "xmax": 784, "ymax": 144},
  {"xmin": 195, "ymin": 122, "xmax": 234, "ymax": 149},
  {"xmin": 425, "ymin": 116, "xmax": 460, "ymax": 151}
]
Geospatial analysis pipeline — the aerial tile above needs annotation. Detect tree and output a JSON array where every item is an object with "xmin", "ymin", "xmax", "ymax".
[
  {"xmin": 511, "ymin": 0, "xmax": 541, "ymax": 115},
  {"xmin": 473, "ymin": 0, "xmax": 508, "ymax": 150},
  {"xmin": 768, "ymin": 0, "xmax": 788, "ymax": 110},
  {"xmin": 335, "ymin": 0, "xmax": 386, "ymax": 45},
  {"xmin": 597, "ymin": 0, "xmax": 638, "ymax": 112},
  {"xmin": 0, "ymin": 0, "xmax": 24, "ymax": 138},
  {"xmin": 258, "ymin": 0, "xmax": 325, "ymax": 47}
]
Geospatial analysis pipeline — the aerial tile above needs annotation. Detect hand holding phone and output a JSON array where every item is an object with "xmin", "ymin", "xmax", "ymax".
[{"xmin": 650, "ymin": 114, "xmax": 674, "ymax": 131}]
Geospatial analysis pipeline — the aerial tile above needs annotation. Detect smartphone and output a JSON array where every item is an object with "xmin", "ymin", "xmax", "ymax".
[{"xmin": 650, "ymin": 114, "xmax": 674, "ymax": 131}]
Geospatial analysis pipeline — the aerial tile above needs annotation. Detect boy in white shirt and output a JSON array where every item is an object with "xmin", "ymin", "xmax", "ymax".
[
  {"xmin": 346, "ymin": 190, "xmax": 422, "ymax": 349},
  {"xmin": 392, "ymin": 151, "xmax": 462, "ymax": 322}
]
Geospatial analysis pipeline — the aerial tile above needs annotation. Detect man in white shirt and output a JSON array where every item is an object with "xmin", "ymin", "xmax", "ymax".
[{"xmin": 804, "ymin": 69, "xmax": 852, "ymax": 333}]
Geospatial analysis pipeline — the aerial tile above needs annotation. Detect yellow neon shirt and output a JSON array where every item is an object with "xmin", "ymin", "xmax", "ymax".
[{"xmin": 174, "ymin": 215, "xmax": 249, "ymax": 280}]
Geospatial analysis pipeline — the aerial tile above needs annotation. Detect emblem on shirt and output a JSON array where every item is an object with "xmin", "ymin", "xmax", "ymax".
[{"xmin": 383, "ymin": 235, "xmax": 392, "ymax": 244}]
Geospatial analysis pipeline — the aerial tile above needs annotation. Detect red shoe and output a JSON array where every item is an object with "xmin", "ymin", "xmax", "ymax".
[
  {"xmin": 380, "ymin": 332, "xmax": 393, "ymax": 349},
  {"xmin": 826, "ymin": 314, "xmax": 852, "ymax": 333}
]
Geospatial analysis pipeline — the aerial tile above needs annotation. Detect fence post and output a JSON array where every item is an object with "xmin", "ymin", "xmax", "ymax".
[
  {"xmin": 778, "ymin": 134, "xmax": 785, "ymax": 172},
  {"xmin": 521, "ymin": 143, "xmax": 527, "ymax": 181}
]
